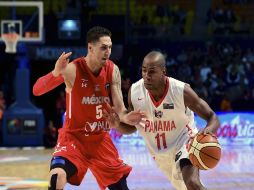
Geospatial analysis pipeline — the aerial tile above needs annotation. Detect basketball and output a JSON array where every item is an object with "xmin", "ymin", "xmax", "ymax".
[{"xmin": 188, "ymin": 133, "xmax": 221, "ymax": 170}]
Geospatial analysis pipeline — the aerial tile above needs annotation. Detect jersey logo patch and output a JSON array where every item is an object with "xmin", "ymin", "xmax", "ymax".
[
  {"xmin": 163, "ymin": 103, "xmax": 174, "ymax": 109},
  {"xmin": 154, "ymin": 110, "xmax": 163, "ymax": 118},
  {"xmin": 105, "ymin": 83, "xmax": 110, "ymax": 91},
  {"xmin": 81, "ymin": 79, "xmax": 88, "ymax": 88}
]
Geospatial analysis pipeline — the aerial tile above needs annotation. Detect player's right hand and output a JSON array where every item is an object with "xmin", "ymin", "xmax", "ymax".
[{"xmin": 52, "ymin": 52, "xmax": 72, "ymax": 77}]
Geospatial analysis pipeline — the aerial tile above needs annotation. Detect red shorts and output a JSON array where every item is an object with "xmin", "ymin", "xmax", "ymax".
[{"xmin": 53, "ymin": 128, "xmax": 132, "ymax": 190}]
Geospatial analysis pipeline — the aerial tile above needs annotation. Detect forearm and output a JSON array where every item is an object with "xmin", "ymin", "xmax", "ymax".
[
  {"xmin": 115, "ymin": 122, "xmax": 137, "ymax": 134},
  {"xmin": 33, "ymin": 72, "xmax": 64, "ymax": 96},
  {"xmin": 118, "ymin": 110, "xmax": 129, "ymax": 124},
  {"xmin": 206, "ymin": 111, "xmax": 220, "ymax": 133}
]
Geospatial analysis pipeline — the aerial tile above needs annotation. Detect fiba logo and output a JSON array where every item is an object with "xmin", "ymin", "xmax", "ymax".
[{"xmin": 154, "ymin": 110, "xmax": 163, "ymax": 118}]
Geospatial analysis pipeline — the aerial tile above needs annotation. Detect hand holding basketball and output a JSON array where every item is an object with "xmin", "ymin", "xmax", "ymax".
[{"xmin": 188, "ymin": 133, "xmax": 221, "ymax": 170}]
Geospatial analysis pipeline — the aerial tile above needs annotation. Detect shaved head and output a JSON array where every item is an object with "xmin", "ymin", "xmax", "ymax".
[
  {"xmin": 143, "ymin": 51, "xmax": 166, "ymax": 68},
  {"xmin": 142, "ymin": 51, "xmax": 167, "ymax": 92}
]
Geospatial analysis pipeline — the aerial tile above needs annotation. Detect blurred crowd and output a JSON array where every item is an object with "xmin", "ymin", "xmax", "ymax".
[
  {"xmin": 169, "ymin": 43, "xmax": 254, "ymax": 111},
  {"xmin": 120, "ymin": 42, "xmax": 254, "ymax": 113}
]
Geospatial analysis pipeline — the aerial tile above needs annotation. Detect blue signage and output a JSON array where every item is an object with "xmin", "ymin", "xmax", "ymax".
[{"xmin": 195, "ymin": 112, "xmax": 254, "ymax": 146}]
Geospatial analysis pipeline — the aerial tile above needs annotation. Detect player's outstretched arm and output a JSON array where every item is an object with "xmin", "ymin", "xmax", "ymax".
[
  {"xmin": 32, "ymin": 52, "xmax": 72, "ymax": 96},
  {"xmin": 103, "ymin": 103, "xmax": 137, "ymax": 134},
  {"xmin": 110, "ymin": 64, "xmax": 145, "ymax": 125},
  {"xmin": 33, "ymin": 72, "xmax": 64, "ymax": 96},
  {"xmin": 110, "ymin": 64, "xmax": 127, "ymax": 114},
  {"xmin": 184, "ymin": 84, "xmax": 220, "ymax": 135}
]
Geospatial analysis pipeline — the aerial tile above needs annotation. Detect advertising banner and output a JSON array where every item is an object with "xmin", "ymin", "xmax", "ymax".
[{"xmin": 110, "ymin": 112, "xmax": 254, "ymax": 146}]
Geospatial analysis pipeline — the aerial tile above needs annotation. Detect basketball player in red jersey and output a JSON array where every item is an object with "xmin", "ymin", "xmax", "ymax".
[
  {"xmin": 33, "ymin": 26, "xmax": 144, "ymax": 190},
  {"xmin": 104, "ymin": 51, "xmax": 220, "ymax": 190}
]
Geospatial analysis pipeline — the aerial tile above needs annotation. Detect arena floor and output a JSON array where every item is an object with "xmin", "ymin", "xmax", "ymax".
[{"xmin": 0, "ymin": 144, "xmax": 253, "ymax": 190}]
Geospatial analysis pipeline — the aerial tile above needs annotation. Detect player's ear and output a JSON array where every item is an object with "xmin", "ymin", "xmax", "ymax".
[
  {"xmin": 88, "ymin": 43, "xmax": 93, "ymax": 52},
  {"xmin": 162, "ymin": 67, "xmax": 167, "ymax": 75}
]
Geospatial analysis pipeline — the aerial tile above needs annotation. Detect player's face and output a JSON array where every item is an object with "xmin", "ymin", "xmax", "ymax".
[
  {"xmin": 90, "ymin": 36, "xmax": 112, "ymax": 66},
  {"xmin": 142, "ymin": 60, "xmax": 165, "ymax": 91}
]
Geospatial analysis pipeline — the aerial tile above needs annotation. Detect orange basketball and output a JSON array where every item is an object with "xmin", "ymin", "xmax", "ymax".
[{"xmin": 188, "ymin": 133, "xmax": 221, "ymax": 170}]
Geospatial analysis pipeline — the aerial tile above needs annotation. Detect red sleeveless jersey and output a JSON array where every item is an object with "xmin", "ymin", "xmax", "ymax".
[{"xmin": 63, "ymin": 58, "xmax": 114, "ymax": 135}]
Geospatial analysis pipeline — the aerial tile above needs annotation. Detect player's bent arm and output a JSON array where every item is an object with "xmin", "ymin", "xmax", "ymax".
[
  {"xmin": 127, "ymin": 87, "xmax": 135, "ymax": 113},
  {"xmin": 119, "ymin": 87, "xmax": 138, "ymax": 134},
  {"xmin": 33, "ymin": 72, "xmax": 64, "ymax": 96},
  {"xmin": 184, "ymin": 84, "xmax": 220, "ymax": 134},
  {"xmin": 113, "ymin": 90, "xmax": 137, "ymax": 134},
  {"xmin": 110, "ymin": 66, "xmax": 144, "ymax": 126},
  {"xmin": 51, "ymin": 51, "xmax": 74, "ymax": 92},
  {"xmin": 61, "ymin": 62, "xmax": 76, "ymax": 91},
  {"xmin": 107, "ymin": 83, "xmax": 137, "ymax": 134},
  {"xmin": 33, "ymin": 52, "xmax": 73, "ymax": 96},
  {"xmin": 110, "ymin": 64, "xmax": 128, "ymax": 114}
]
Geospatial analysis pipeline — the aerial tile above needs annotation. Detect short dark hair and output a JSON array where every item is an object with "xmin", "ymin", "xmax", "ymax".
[
  {"xmin": 145, "ymin": 51, "xmax": 166, "ymax": 68},
  {"xmin": 86, "ymin": 26, "xmax": 112, "ymax": 44}
]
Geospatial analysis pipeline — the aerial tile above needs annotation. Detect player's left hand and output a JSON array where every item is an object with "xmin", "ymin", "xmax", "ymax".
[
  {"xmin": 103, "ymin": 104, "xmax": 120, "ymax": 129},
  {"xmin": 198, "ymin": 126, "xmax": 217, "ymax": 137},
  {"xmin": 103, "ymin": 103, "xmax": 147, "ymax": 127},
  {"xmin": 53, "ymin": 52, "xmax": 72, "ymax": 77}
]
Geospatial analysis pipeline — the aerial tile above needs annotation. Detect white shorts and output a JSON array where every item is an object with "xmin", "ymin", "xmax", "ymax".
[{"xmin": 154, "ymin": 145, "xmax": 189, "ymax": 190}]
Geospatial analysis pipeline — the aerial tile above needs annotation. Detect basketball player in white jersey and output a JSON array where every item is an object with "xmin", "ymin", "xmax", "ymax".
[{"xmin": 104, "ymin": 51, "xmax": 220, "ymax": 190}]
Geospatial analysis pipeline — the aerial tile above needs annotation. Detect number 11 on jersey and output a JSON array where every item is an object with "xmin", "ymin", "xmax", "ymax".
[{"xmin": 155, "ymin": 133, "xmax": 168, "ymax": 150}]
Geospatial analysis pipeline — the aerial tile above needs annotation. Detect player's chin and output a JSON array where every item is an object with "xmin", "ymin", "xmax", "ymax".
[
  {"xmin": 101, "ymin": 59, "xmax": 107, "ymax": 66},
  {"xmin": 144, "ymin": 83, "xmax": 153, "ymax": 90}
]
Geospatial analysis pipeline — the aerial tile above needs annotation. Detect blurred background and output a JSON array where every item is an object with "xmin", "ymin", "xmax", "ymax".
[
  {"xmin": 0, "ymin": 0, "xmax": 254, "ymax": 189},
  {"xmin": 1, "ymin": 0, "xmax": 254, "ymax": 132}
]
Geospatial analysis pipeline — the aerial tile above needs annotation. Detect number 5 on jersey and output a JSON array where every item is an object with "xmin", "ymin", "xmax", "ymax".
[
  {"xmin": 155, "ymin": 133, "xmax": 168, "ymax": 150},
  {"xmin": 96, "ymin": 105, "xmax": 103, "ymax": 119}
]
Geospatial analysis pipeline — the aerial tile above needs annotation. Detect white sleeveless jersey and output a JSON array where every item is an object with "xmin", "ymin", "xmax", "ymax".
[{"xmin": 131, "ymin": 77, "xmax": 198, "ymax": 157}]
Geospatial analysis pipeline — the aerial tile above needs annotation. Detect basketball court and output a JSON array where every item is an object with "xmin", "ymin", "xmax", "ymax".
[{"xmin": 0, "ymin": 144, "xmax": 254, "ymax": 190}]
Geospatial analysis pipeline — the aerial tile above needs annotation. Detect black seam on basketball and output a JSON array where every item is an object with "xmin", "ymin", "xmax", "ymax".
[
  {"xmin": 198, "ymin": 134, "xmax": 208, "ymax": 143},
  {"xmin": 190, "ymin": 143, "xmax": 220, "ymax": 160},
  {"xmin": 190, "ymin": 144, "xmax": 202, "ymax": 160},
  {"xmin": 190, "ymin": 141, "xmax": 220, "ymax": 161},
  {"xmin": 190, "ymin": 135, "xmax": 218, "ymax": 153},
  {"xmin": 199, "ymin": 147, "xmax": 220, "ymax": 161}
]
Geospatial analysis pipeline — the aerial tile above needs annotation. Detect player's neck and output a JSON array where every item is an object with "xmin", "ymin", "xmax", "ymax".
[
  {"xmin": 84, "ymin": 56, "xmax": 102, "ymax": 76},
  {"xmin": 149, "ymin": 77, "xmax": 167, "ymax": 101}
]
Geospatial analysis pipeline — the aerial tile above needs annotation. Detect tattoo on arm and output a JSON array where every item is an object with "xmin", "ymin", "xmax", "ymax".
[
  {"xmin": 128, "ymin": 88, "xmax": 134, "ymax": 112},
  {"xmin": 112, "ymin": 65, "xmax": 123, "ymax": 100}
]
